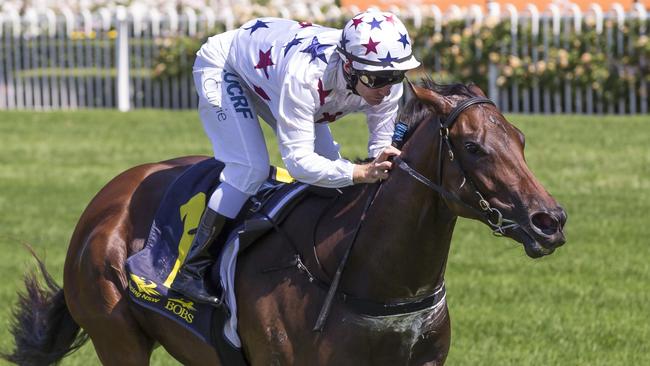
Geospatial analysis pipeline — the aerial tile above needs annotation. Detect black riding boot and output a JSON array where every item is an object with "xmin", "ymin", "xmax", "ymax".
[{"xmin": 170, "ymin": 207, "xmax": 226, "ymax": 306}]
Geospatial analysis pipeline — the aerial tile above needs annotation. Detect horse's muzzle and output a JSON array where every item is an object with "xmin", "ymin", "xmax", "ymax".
[{"xmin": 529, "ymin": 206, "xmax": 567, "ymax": 251}]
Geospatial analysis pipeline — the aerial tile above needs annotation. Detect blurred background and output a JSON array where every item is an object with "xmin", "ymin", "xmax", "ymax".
[
  {"xmin": 0, "ymin": 0, "xmax": 650, "ymax": 366},
  {"xmin": 1, "ymin": 1, "xmax": 649, "ymax": 365},
  {"xmin": 1, "ymin": 0, "xmax": 649, "ymax": 113}
]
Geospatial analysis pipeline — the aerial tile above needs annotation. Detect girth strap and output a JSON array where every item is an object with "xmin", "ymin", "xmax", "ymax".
[
  {"xmin": 285, "ymin": 254, "xmax": 447, "ymax": 317},
  {"xmin": 348, "ymin": 284, "xmax": 446, "ymax": 317}
]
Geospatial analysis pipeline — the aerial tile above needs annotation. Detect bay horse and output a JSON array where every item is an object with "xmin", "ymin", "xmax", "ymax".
[{"xmin": 3, "ymin": 81, "xmax": 566, "ymax": 365}]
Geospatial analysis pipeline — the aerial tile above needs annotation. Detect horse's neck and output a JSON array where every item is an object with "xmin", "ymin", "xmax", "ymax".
[{"xmin": 328, "ymin": 122, "xmax": 455, "ymax": 301}]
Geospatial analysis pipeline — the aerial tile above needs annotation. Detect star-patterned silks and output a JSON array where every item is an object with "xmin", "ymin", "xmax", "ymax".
[
  {"xmin": 284, "ymin": 35, "xmax": 304, "ymax": 56},
  {"xmin": 301, "ymin": 37, "xmax": 331, "ymax": 64},
  {"xmin": 350, "ymin": 17, "xmax": 363, "ymax": 30},
  {"xmin": 316, "ymin": 111, "xmax": 342, "ymax": 124},
  {"xmin": 255, "ymin": 47, "xmax": 274, "ymax": 79},
  {"xmin": 317, "ymin": 79, "xmax": 331, "ymax": 106},
  {"xmin": 397, "ymin": 33, "xmax": 410, "ymax": 49},
  {"xmin": 244, "ymin": 20, "xmax": 270, "ymax": 35},
  {"xmin": 367, "ymin": 17, "xmax": 383, "ymax": 30},
  {"xmin": 384, "ymin": 14, "xmax": 395, "ymax": 25},
  {"xmin": 378, "ymin": 51, "xmax": 398, "ymax": 67},
  {"xmin": 253, "ymin": 84, "xmax": 270, "ymax": 101},
  {"xmin": 362, "ymin": 37, "xmax": 380, "ymax": 55},
  {"xmin": 299, "ymin": 21, "xmax": 313, "ymax": 28}
]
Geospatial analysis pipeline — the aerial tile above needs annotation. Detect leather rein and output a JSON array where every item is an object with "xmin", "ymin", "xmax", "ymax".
[
  {"xmin": 394, "ymin": 96, "xmax": 520, "ymax": 236},
  {"xmin": 297, "ymin": 97, "xmax": 521, "ymax": 330}
]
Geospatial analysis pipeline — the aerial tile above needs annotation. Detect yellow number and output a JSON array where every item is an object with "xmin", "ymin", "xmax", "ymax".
[{"xmin": 163, "ymin": 192, "xmax": 206, "ymax": 287}]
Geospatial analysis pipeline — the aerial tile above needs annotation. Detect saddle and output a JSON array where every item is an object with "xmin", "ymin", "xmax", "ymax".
[{"xmin": 125, "ymin": 158, "xmax": 325, "ymax": 364}]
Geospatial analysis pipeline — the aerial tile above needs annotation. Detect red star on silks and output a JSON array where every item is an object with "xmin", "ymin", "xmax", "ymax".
[
  {"xmin": 362, "ymin": 37, "xmax": 380, "ymax": 55},
  {"xmin": 316, "ymin": 111, "xmax": 342, "ymax": 124},
  {"xmin": 384, "ymin": 14, "xmax": 395, "ymax": 25},
  {"xmin": 254, "ymin": 47, "xmax": 274, "ymax": 79},
  {"xmin": 299, "ymin": 21, "xmax": 313, "ymax": 28},
  {"xmin": 350, "ymin": 17, "xmax": 363, "ymax": 30},
  {"xmin": 253, "ymin": 84, "xmax": 270, "ymax": 101},
  {"xmin": 317, "ymin": 79, "xmax": 332, "ymax": 106}
]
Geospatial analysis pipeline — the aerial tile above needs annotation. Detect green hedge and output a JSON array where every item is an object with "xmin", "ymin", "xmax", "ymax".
[
  {"xmin": 411, "ymin": 18, "xmax": 650, "ymax": 103},
  {"xmin": 153, "ymin": 17, "xmax": 650, "ymax": 103}
]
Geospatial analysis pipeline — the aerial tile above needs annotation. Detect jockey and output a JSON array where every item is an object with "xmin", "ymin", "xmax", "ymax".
[{"xmin": 171, "ymin": 10, "xmax": 421, "ymax": 305}]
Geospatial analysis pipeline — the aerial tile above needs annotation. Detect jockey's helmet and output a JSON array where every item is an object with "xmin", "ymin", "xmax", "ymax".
[{"xmin": 337, "ymin": 10, "xmax": 420, "ymax": 89}]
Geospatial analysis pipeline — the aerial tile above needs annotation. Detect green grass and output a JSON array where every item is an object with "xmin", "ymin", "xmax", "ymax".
[{"xmin": 0, "ymin": 111, "xmax": 648, "ymax": 365}]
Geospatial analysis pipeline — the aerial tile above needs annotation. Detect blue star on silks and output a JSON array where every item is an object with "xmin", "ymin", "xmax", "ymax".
[
  {"xmin": 243, "ymin": 20, "xmax": 270, "ymax": 35},
  {"xmin": 397, "ymin": 33, "xmax": 410, "ymax": 49},
  {"xmin": 378, "ymin": 51, "xmax": 398, "ymax": 67},
  {"xmin": 367, "ymin": 17, "xmax": 383, "ymax": 30},
  {"xmin": 340, "ymin": 32, "xmax": 349, "ymax": 50},
  {"xmin": 284, "ymin": 35, "xmax": 304, "ymax": 56},
  {"xmin": 301, "ymin": 36, "xmax": 332, "ymax": 64}
]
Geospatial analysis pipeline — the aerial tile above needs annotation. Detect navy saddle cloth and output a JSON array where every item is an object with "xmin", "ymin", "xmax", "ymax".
[{"xmin": 125, "ymin": 158, "xmax": 307, "ymax": 351}]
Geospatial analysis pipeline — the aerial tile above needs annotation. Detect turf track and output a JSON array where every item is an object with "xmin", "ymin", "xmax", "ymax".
[{"xmin": 0, "ymin": 110, "xmax": 648, "ymax": 365}]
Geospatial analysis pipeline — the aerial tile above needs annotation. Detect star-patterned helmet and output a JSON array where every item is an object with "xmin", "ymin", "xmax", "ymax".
[{"xmin": 337, "ymin": 11, "xmax": 420, "ymax": 72}]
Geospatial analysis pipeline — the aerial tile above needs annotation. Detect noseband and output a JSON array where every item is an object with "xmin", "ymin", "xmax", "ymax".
[{"xmin": 394, "ymin": 97, "xmax": 520, "ymax": 236}]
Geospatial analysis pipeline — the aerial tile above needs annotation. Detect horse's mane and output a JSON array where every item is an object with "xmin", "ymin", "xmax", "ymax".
[{"xmin": 397, "ymin": 78, "xmax": 479, "ymax": 140}]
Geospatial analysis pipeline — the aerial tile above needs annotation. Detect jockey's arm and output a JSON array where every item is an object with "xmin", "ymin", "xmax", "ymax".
[
  {"xmin": 277, "ymin": 78, "xmax": 355, "ymax": 187},
  {"xmin": 276, "ymin": 77, "xmax": 400, "ymax": 187}
]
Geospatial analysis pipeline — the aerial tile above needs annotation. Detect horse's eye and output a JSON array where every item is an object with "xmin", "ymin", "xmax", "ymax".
[{"xmin": 464, "ymin": 141, "xmax": 483, "ymax": 155}]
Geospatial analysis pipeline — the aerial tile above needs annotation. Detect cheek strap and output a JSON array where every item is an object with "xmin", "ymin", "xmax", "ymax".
[{"xmin": 341, "ymin": 63, "xmax": 360, "ymax": 95}]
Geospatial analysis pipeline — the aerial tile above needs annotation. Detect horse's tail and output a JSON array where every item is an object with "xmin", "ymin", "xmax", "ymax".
[{"xmin": 1, "ymin": 246, "xmax": 89, "ymax": 366}]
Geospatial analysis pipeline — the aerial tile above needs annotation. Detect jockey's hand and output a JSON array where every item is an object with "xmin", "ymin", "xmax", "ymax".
[{"xmin": 353, "ymin": 146, "xmax": 401, "ymax": 184}]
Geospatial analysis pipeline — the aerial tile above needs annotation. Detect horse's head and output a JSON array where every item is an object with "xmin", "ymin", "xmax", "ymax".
[{"xmin": 402, "ymin": 81, "xmax": 566, "ymax": 258}]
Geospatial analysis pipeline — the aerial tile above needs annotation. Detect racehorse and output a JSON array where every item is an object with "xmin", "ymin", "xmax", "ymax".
[{"xmin": 2, "ymin": 81, "xmax": 566, "ymax": 365}]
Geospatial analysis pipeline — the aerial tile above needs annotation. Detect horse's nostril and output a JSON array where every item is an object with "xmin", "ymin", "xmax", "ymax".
[{"xmin": 531, "ymin": 211, "xmax": 559, "ymax": 236}]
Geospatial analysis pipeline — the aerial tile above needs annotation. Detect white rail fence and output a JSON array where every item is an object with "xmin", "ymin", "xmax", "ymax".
[{"xmin": 0, "ymin": 3, "xmax": 648, "ymax": 113}]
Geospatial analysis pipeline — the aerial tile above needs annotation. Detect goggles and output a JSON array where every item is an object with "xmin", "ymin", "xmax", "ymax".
[{"xmin": 354, "ymin": 70, "xmax": 406, "ymax": 89}]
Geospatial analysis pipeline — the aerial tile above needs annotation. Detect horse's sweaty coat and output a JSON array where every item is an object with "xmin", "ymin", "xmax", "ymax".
[{"xmin": 3, "ymin": 82, "xmax": 567, "ymax": 366}]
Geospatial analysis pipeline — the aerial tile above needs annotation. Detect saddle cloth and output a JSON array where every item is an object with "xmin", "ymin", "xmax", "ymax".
[{"xmin": 125, "ymin": 158, "xmax": 308, "ymax": 352}]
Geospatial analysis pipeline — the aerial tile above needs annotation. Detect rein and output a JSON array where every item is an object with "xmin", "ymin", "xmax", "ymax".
[
  {"xmin": 396, "ymin": 97, "xmax": 519, "ymax": 236},
  {"xmin": 266, "ymin": 96, "xmax": 520, "ymax": 331},
  {"xmin": 310, "ymin": 98, "xmax": 510, "ymax": 329},
  {"xmin": 313, "ymin": 183, "xmax": 381, "ymax": 331}
]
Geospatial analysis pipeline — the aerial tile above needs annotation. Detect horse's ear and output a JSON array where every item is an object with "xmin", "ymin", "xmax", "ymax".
[
  {"xmin": 409, "ymin": 83, "xmax": 453, "ymax": 115},
  {"xmin": 468, "ymin": 83, "xmax": 487, "ymax": 97}
]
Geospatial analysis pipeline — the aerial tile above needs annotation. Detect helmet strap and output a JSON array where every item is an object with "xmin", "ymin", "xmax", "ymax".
[{"xmin": 342, "ymin": 61, "xmax": 359, "ymax": 95}]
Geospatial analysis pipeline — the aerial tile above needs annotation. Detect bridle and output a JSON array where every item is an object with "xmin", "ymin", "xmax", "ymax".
[
  {"xmin": 306, "ymin": 96, "xmax": 524, "ymax": 330},
  {"xmin": 394, "ymin": 96, "xmax": 520, "ymax": 236}
]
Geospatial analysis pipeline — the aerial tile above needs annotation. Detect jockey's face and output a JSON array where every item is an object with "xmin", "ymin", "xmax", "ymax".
[
  {"xmin": 343, "ymin": 62, "xmax": 394, "ymax": 106},
  {"xmin": 355, "ymin": 80, "xmax": 393, "ymax": 106}
]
